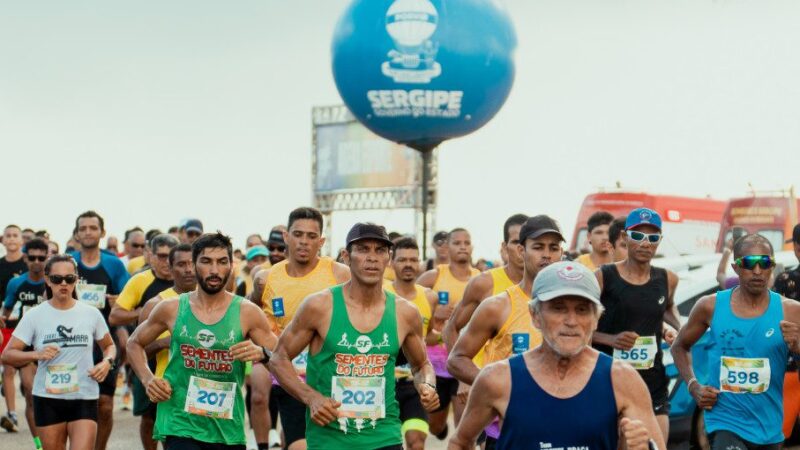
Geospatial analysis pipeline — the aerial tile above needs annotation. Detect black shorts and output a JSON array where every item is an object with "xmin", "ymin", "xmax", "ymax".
[
  {"xmin": 164, "ymin": 436, "xmax": 245, "ymax": 450},
  {"xmin": 272, "ymin": 385, "xmax": 306, "ymax": 447},
  {"xmin": 395, "ymin": 379, "xmax": 428, "ymax": 431},
  {"xmin": 485, "ymin": 436, "xmax": 498, "ymax": 450},
  {"xmin": 93, "ymin": 341, "xmax": 120, "ymax": 397},
  {"xmin": 33, "ymin": 395, "xmax": 98, "ymax": 427},
  {"xmin": 709, "ymin": 430, "xmax": 782, "ymax": 450},
  {"xmin": 432, "ymin": 376, "xmax": 458, "ymax": 412},
  {"xmin": 640, "ymin": 367, "xmax": 670, "ymax": 415}
]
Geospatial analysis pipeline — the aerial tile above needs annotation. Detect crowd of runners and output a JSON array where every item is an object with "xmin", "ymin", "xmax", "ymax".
[{"xmin": 0, "ymin": 206, "xmax": 799, "ymax": 450}]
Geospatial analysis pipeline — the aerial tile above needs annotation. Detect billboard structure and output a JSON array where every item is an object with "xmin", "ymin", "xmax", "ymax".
[{"xmin": 312, "ymin": 105, "xmax": 438, "ymax": 256}]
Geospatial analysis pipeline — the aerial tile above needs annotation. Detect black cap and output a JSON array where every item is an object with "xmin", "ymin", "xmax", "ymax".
[
  {"xmin": 518, "ymin": 215, "xmax": 564, "ymax": 244},
  {"xmin": 266, "ymin": 229, "xmax": 285, "ymax": 246},
  {"xmin": 182, "ymin": 219, "xmax": 203, "ymax": 233},
  {"xmin": 346, "ymin": 223, "xmax": 393, "ymax": 248},
  {"xmin": 432, "ymin": 231, "xmax": 448, "ymax": 243}
]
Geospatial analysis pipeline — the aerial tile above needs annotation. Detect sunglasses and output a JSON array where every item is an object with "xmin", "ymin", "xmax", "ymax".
[
  {"xmin": 49, "ymin": 274, "xmax": 78, "ymax": 285},
  {"xmin": 735, "ymin": 255, "xmax": 775, "ymax": 270},
  {"xmin": 626, "ymin": 230, "xmax": 662, "ymax": 244},
  {"xmin": 27, "ymin": 255, "xmax": 47, "ymax": 262},
  {"xmin": 268, "ymin": 246, "xmax": 286, "ymax": 252},
  {"xmin": 154, "ymin": 253, "xmax": 170, "ymax": 261},
  {"xmin": 131, "ymin": 243, "xmax": 146, "ymax": 249}
]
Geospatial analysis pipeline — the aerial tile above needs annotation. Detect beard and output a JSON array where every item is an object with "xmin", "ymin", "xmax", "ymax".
[
  {"xmin": 197, "ymin": 272, "xmax": 230, "ymax": 295},
  {"xmin": 542, "ymin": 332, "xmax": 586, "ymax": 358}
]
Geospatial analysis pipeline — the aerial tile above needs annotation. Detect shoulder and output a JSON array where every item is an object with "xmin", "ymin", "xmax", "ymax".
[
  {"xmin": 127, "ymin": 270, "xmax": 153, "ymax": 286},
  {"xmin": 781, "ymin": 295, "xmax": 800, "ymax": 318},
  {"xmin": 690, "ymin": 293, "xmax": 718, "ymax": 320},
  {"xmin": 394, "ymin": 294, "xmax": 420, "ymax": 320},
  {"xmin": 101, "ymin": 252, "xmax": 125, "ymax": 270},
  {"xmin": 417, "ymin": 267, "xmax": 440, "ymax": 285},
  {"xmin": 300, "ymin": 289, "xmax": 334, "ymax": 315},
  {"xmin": 473, "ymin": 291, "xmax": 510, "ymax": 321},
  {"xmin": 331, "ymin": 260, "xmax": 351, "ymax": 281},
  {"xmin": 474, "ymin": 358, "xmax": 512, "ymax": 396},
  {"xmin": 239, "ymin": 297, "xmax": 265, "ymax": 316},
  {"xmin": 610, "ymin": 357, "xmax": 650, "ymax": 400},
  {"xmin": 151, "ymin": 296, "xmax": 181, "ymax": 319},
  {"xmin": 465, "ymin": 271, "xmax": 493, "ymax": 292},
  {"xmin": 6, "ymin": 274, "xmax": 25, "ymax": 290},
  {"xmin": 76, "ymin": 301, "xmax": 105, "ymax": 319}
]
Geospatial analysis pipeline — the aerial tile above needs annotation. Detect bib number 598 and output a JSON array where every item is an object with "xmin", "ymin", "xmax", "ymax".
[{"xmin": 727, "ymin": 371, "xmax": 759, "ymax": 385}]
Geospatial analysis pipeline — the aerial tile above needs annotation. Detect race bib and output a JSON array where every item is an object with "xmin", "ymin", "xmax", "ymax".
[
  {"xmin": 292, "ymin": 349, "xmax": 309, "ymax": 376},
  {"xmin": 76, "ymin": 284, "xmax": 106, "ymax": 309},
  {"xmin": 331, "ymin": 376, "xmax": 385, "ymax": 420},
  {"xmin": 720, "ymin": 357, "xmax": 770, "ymax": 394},
  {"xmin": 511, "ymin": 333, "xmax": 530, "ymax": 355},
  {"xmin": 9, "ymin": 302, "xmax": 21, "ymax": 321},
  {"xmin": 184, "ymin": 376, "xmax": 237, "ymax": 419},
  {"xmin": 45, "ymin": 364, "xmax": 79, "ymax": 394},
  {"xmin": 613, "ymin": 336, "xmax": 657, "ymax": 370}
]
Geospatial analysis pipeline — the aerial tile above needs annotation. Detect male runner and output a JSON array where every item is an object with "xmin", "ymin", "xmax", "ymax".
[
  {"xmin": 591, "ymin": 208, "xmax": 680, "ymax": 442},
  {"xmin": 449, "ymin": 261, "xmax": 665, "ymax": 450},
  {"xmin": 179, "ymin": 219, "xmax": 204, "ymax": 245},
  {"xmin": 0, "ymin": 224, "xmax": 28, "ymax": 432},
  {"xmin": 106, "ymin": 236, "xmax": 120, "ymax": 255},
  {"xmin": 575, "ymin": 211, "xmax": 614, "ymax": 271},
  {"xmin": 443, "ymin": 214, "xmax": 528, "ymax": 356},
  {"xmin": 127, "ymin": 232, "xmax": 277, "ymax": 450},
  {"xmin": 775, "ymin": 224, "xmax": 800, "ymax": 438},
  {"xmin": 672, "ymin": 234, "xmax": 800, "ymax": 450},
  {"xmin": 384, "ymin": 237, "xmax": 440, "ymax": 450},
  {"xmin": 448, "ymin": 215, "xmax": 563, "ymax": 449},
  {"xmin": 131, "ymin": 243, "xmax": 196, "ymax": 450},
  {"xmin": 608, "ymin": 216, "xmax": 628, "ymax": 262},
  {"xmin": 69, "ymin": 210, "xmax": 130, "ymax": 450},
  {"xmin": 20, "ymin": 229, "xmax": 35, "ymax": 245},
  {"xmin": 235, "ymin": 246, "xmax": 268, "ymax": 297},
  {"xmin": 259, "ymin": 207, "xmax": 350, "ymax": 450},
  {"xmin": 264, "ymin": 227, "xmax": 287, "ymax": 267},
  {"xmin": 120, "ymin": 228, "xmax": 146, "ymax": 272},
  {"xmin": 417, "ymin": 228, "xmax": 479, "ymax": 437},
  {"xmin": 424, "ymin": 231, "xmax": 449, "ymax": 271},
  {"xmin": 269, "ymin": 223, "xmax": 439, "ymax": 450},
  {"xmin": 2, "ymin": 238, "xmax": 48, "ymax": 444}
]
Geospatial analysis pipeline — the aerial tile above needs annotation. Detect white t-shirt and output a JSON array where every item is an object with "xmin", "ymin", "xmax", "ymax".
[{"xmin": 12, "ymin": 301, "xmax": 109, "ymax": 399}]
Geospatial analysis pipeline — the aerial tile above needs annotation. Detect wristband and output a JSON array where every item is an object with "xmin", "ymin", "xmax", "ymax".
[
  {"xmin": 648, "ymin": 439, "xmax": 659, "ymax": 450},
  {"xmin": 422, "ymin": 382, "xmax": 436, "ymax": 391},
  {"xmin": 260, "ymin": 346, "xmax": 272, "ymax": 364},
  {"xmin": 104, "ymin": 356, "xmax": 116, "ymax": 371},
  {"xmin": 686, "ymin": 378, "xmax": 698, "ymax": 391}
]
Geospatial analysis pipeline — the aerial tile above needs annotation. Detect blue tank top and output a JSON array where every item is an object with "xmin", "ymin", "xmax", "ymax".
[
  {"xmin": 497, "ymin": 353, "xmax": 618, "ymax": 450},
  {"xmin": 704, "ymin": 288, "xmax": 787, "ymax": 444}
]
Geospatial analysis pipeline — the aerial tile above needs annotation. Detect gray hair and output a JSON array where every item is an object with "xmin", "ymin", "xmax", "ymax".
[
  {"xmin": 528, "ymin": 297, "xmax": 605, "ymax": 317},
  {"xmin": 150, "ymin": 233, "xmax": 180, "ymax": 251}
]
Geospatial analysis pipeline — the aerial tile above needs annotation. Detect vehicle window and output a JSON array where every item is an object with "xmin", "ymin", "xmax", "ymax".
[
  {"xmin": 575, "ymin": 228, "xmax": 588, "ymax": 253},
  {"xmin": 677, "ymin": 286, "xmax": 719, "ymax": 317}
]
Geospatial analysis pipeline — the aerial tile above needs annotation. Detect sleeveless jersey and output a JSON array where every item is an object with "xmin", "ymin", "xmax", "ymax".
[
  {"xmin": 483, "ymin": 285, "xmax": 540, "ymax": 365},
  {"xmin": 705, "ymin": 289, "xmax": 787, "ymax": 444},
  {"xmin": 489, "ymin": 267, "xmax": 515, "ymax": 295},
  {"xmin": 305, "ymin": 285, "xmax": 401, "ymax": 449},
  {"xmin": 384, "ymin": 281, "xmax": 431, "ymax": 380},
  {"xmin": 262, "ymin": 257, "xmax": 337, "ymax": 333},
  {"xmin": 152, "ymin": 287, "xmax": 179, "ymax": 378},
  {"xmin": 595, "ymin": 264, "xmax": 668, "ymax": 393},
  {"xmin": 428, "ymin": 264, "xmax": 479, "ymax": 378},
  {"xmin": 154, "ymin": 294, "xmax": 246, "ymax": 445},
  {"xmin": 497, "ymin": 353, "xmax": 618, "ymax": 450}
]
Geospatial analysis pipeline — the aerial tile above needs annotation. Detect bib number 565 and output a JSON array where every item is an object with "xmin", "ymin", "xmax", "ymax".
[{"xmin": 618, "ymin": 348, "xmax": 649, "ymax": 361}]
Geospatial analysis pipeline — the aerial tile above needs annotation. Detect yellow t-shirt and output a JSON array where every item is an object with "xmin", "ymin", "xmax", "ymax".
[
  {"xmin": 432, "ymin": 264, "xmax": 480, "ymax": 306},
  {"xmin": 126, "ymin": 256, "xmax": 146, "ymax": 275},
  {"xmin": 482, "ymin": 284, "xmax": 541, "ymax": 364},
  {"xmin": 116, "ymin": 269, "xmax": 173, "ymax": 312},
  {"xmin": 383, "ymin": 266, "xmax": 396, "ymax": 281},
  {"xmin": 383, "ymin": 281, "xmax": 431, "ymax": 337},
  {"xmin": 261, "ymin": 257, "xmax": 338, "ymax": 333},
  {"xmin": 488, "ymin": 266, "xmax": 515, "ymax": 295},
  {"xmin": 575, "ymin": 253, "xmax": 597, "ymax": 272}
]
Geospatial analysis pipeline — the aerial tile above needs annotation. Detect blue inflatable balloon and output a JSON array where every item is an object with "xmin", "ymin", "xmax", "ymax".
[{"xmin": 332, "ymin": 0, "xmax": 517, "ymax": 152}]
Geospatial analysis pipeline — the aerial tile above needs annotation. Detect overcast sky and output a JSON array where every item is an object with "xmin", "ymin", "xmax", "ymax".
[{"xmin": 2, "ymin": 0, "xmax": 800, "ymax": 259}]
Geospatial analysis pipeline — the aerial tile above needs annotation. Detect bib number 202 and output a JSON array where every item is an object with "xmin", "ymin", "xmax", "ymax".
[{"xmin": 341, "ymin": 389, "xmax": 376, "ymax": 406}]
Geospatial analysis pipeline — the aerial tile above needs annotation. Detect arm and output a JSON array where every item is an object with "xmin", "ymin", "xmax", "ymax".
[
  {"xmin": 2, "ymin": 336, "xmax": 59, "ymax": 367},
  {"xmin": 448, "ymin": 362, "xmax": 510, "ymax": 450},
  {"xmin": 662, "ymin": 270, "xmax": 681, "ymax": 331},
  {"xmin": 88, "ymin": 332, "xmax": 116, "ymax": 382},
  {"xmin": 228, "ymin": 300, "xmax": 278, "ymax": 363},
  {"xmin": 138, "ymin": 296, "xmax": 170, "ymax": 359},
  {"xmin": 416, "ymin": 268, "xmax": 438, "ymax": 289},
  {"xmin": 447, "ymin": 295, "xmax": 504, "ymax": 385},
  {"xmin": 780, "ymin": 299, "xmax": 800, "ymax": 354},
  {"xmin": 612, "ymin": 361, "xmax": 667, "ymax": 450},
  {"xmin": 443, "ymin": 273, "xmax": 492, "ymax": 351},
  {"xmin": 267, "ymin": 292, "xmax": 341, "ymax": 426},
  {"xmin": 251, "ymin": 268, "xmax": 270, "ymax": 309},
  {"xmin": 423, "ymin": 289, "xmax": 440, "ymax": 346},
  {"xmin": 127, "ymin": 299, "xmax": 177, "ymax": 402},
  {"xmin": 398, "ymin": 300, "xmax": 439, "ymax": 412},
  {"xmin": 717, "ymin": 248, "xmax": 732, "ymax": 290},
  {"xmin": 671, "ymin": 295, "xmax": 719, "ymax": 410}
]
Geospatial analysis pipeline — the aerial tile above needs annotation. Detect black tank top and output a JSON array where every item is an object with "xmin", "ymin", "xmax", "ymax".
[{"xmin": 595, "ymin": 264, "xmax": 668, "ymax": 387}]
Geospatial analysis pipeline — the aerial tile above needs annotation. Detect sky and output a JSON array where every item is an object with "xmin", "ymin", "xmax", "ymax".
[{"xmin": 2, "ymin": 0, "xmax": 800, "ymax": 260}]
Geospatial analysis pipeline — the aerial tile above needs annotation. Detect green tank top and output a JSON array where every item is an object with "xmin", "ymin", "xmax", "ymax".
[
  {"xmin": 305, "ymin": 284, "xmax": 402, "ymax": 449},
  {"xmin": 154, "ymin": 293, "xmax": 246, "ymax": 445}
]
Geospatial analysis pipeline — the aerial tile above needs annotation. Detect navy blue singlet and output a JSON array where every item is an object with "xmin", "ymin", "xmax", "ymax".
[{"xmin": 497, "ymin": 353, "xmax": 618, "ymax": 450}]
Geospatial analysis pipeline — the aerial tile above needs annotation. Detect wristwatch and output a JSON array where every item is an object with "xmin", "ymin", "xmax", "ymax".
[
  {"xmin": 104, "ymin": 356, "xmax": 116, "ymax": 371},
  {"xmin": 260, "ymin": 346, "xmax": 272, "ymax": 364}
]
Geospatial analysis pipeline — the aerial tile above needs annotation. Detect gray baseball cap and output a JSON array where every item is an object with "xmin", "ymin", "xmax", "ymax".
[{"xmin": 532, "ymin": 261, "xmax": 602, "ymax": 306}]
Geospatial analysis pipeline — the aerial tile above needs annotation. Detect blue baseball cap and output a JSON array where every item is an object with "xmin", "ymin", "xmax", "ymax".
[
  {"xmin": 246, "ymin": 245, "xmax": 269, "ymax": 261},
  {"xmin": 625, "ymin": 208, "xmax": 662, "ymax": 231}
]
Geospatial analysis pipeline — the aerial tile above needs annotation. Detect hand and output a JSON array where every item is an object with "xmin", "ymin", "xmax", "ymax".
[
  {"xmin": 433, "ymin": 304, "xmax": 454, "ymax": 321},
  {"xmin": 88, "ymin": 359, "xmax": 111, "ymax": 382},
  {"xmin": 229, "ymin": 340, "xmax": 265, "ymax": 362},
  {"xmin": 37, "ymin": 346, "xmax": 60, "ymax": 361},
  {"xmin": 781, "ymin": 320, "xmax": 800, "ymax": 353},
  {"xmin": 689, "ymin": 382, "xmax": 719, "ymax": 410},
  {"xmin": 145, "ymin": 377, "xmax": 173, "ymax": 402},
  {"xmin": 619, "ymin": 417, "xmax": 650, "ymax": 450},
  {"xmin": 612, "ymin": 331, "xmax": 639, "ymax": 350},
  {"xmin": 418, "ymin": 383, "xmax": 440, "ymax": 412},
  {"xmin": 308, "ymin": 393, "xmax": 341, "ymax": 426},
  {"xmin": 106, "ymin": 294, "xmax": 118, "ymax": 306},
  {"xmin": 662, "ymin": 325, "xmax": 677, "ymax": 346}
]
